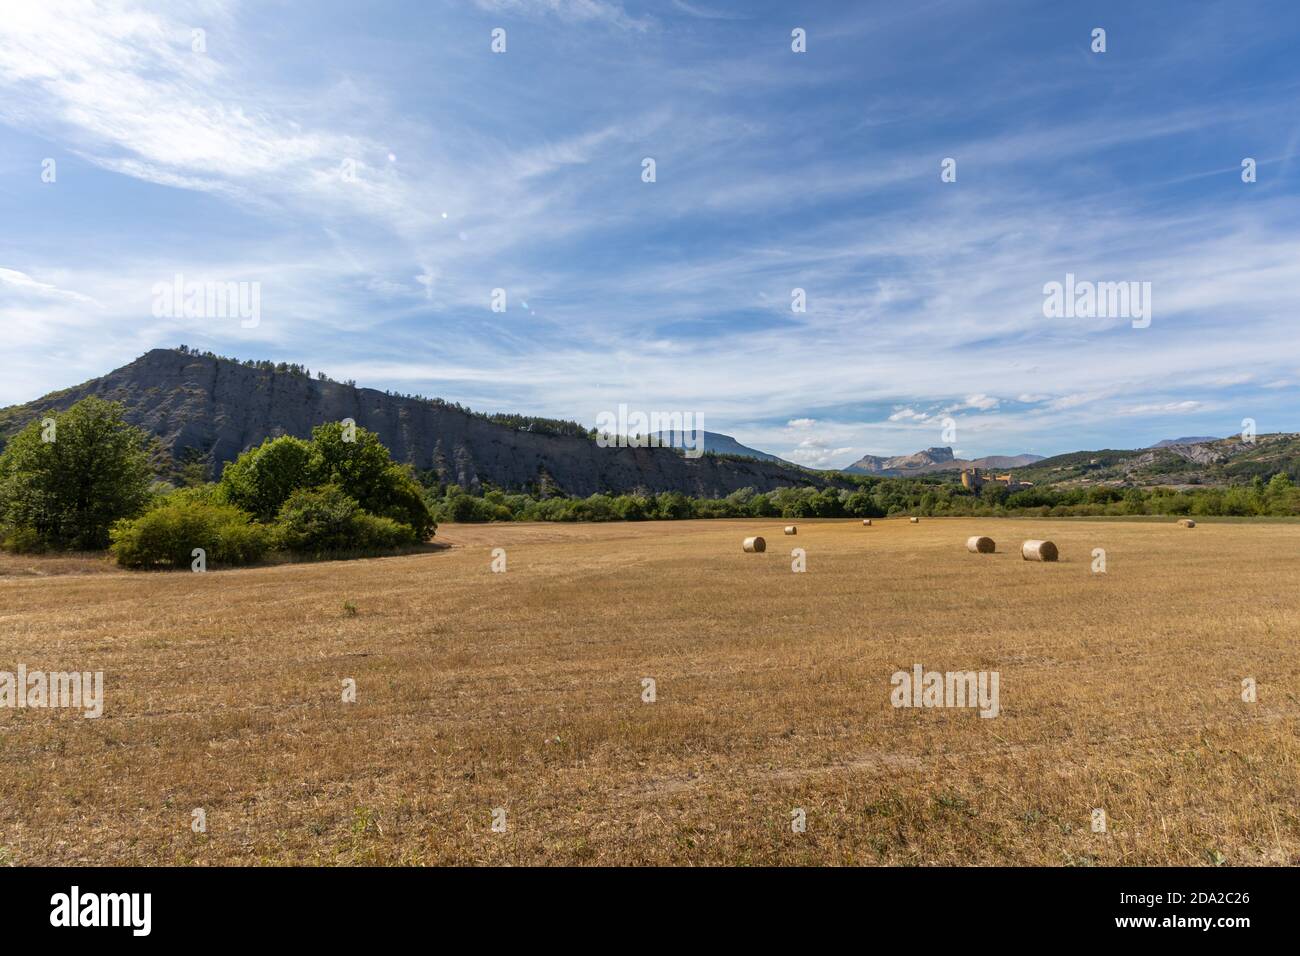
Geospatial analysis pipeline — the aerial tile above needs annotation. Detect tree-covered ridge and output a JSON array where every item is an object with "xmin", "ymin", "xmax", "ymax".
[{"xmin": 172, "ymin": 345, "xmax": 594, "ymax": 440}]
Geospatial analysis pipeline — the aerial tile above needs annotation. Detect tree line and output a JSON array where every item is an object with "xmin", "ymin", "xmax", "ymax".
[
  {"xmin": 421, "ymin": 473, "xmax": 1299, "ymax": 523},
  {"xmin": 0, "ymin": 398, "xmax": 435, "ymax": 567},
  {"xmin": 3, "ymin": 398, "xmax": 1295, "ymax": 570}
]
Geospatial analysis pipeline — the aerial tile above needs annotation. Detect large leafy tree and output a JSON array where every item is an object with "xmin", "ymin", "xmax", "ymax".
[
  {"xmin": 216, "ymin": 422, "xmax": 434, "ymax": 540},
  {"xmin": 308, "ymin": 422, "xmax": 434, "ymax": 539},
  {"xmin": 0, "ymin": 397, "xmax": 153, "ymax": 549},
  {"xmin": 218, "ymin": 435, "xmax": 312, "ymax": 521}
]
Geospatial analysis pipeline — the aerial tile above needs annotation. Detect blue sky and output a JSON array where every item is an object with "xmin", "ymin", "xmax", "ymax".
[{"xmin": 2, "ymin": 0, "xmax": 1299, "ymax": 467}]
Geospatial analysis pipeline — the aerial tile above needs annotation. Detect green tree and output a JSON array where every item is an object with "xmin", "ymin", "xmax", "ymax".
[
  {"xmin": 1266, "ymin": 473, "xmax": 1296, "ymax": 515},
  {"xmin": 812, "ymin": 488, "xmax": 846, "ymax": 517},
  {"xmin": 0, "ymin": 398, "xmax": 152, "ymax": 550},
  {"xmin": 307, "ymin": 422, "xmax": 434, "ymax": 538},
  {"xmin": 844, "ymin": 490, "xmax": 881, "ymax": 517},
  {"xmin": 654, "ymin": 491, "xmax": 693, "ymax": 520},
  {"xmin": 981, "ymin": 484, "xmax": 1011, "ymax": 508},
  {"xmin": 218, "ymin": 435, "xmax": 312, "ymax": 520},
  {"xmin": 613, "ymin": 494, "xmax": 651, "ymax": 520}
]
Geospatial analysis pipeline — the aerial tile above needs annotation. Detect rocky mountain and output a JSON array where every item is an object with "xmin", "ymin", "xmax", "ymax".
[
  {"xmin": 842, "ymin": 446, "xmax": 1044, "ymax": 477},
  {"xmin": 0, "ymin": 349, "xmax": 840, "ymax": 498},
  {"xmin": 652, "ymin": 430, "xmax": 792, "ymax": 465},
  {"xmin": 1151, "ymin": 436, "xmax": 1219, "ymax": 448},
  {"xmin": 1007, "ymin": 434, "xmax": 1300, "ymax": 487}
]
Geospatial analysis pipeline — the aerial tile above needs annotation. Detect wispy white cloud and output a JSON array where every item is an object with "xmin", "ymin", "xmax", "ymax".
[
  {"xmin": 0, "ymin": 267, "xmax": 99, "ymax": 306},
  {"xmin": 670, "ymin": 0, "xmax": 747, "ymax": 21},
  {"xmin": 471, "ymin": 0, "xmax": 651, "ymax": 32},
  {"xmin": 1122, "ymin": 400, "xmax": 1203, "ymax": 416},
  {"xmin": 1, "ymin": 0, "xmax": 1298, "ymax": 467}
]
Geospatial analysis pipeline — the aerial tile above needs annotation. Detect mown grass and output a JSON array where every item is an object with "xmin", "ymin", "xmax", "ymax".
[{"xmin": 1, "ymin": 517, "xmax": 1296, "ymax": 865}]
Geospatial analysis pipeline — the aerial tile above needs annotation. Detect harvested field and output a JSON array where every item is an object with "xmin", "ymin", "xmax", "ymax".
[{"xmin": 1, "ymin": 518, "xmax": 1297, "ymax": 866}]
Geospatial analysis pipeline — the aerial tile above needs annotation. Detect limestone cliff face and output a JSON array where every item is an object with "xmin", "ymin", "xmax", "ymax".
[{"xmin": 3, "ymin": 349, "xmax": 836, "ymax": 497}]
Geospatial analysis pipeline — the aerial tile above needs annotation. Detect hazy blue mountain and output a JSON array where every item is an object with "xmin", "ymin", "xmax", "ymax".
[
  {"xmin": 842, "ymin": 447, "xmax": 1044, "ymax": 476},
  {"xmin": 653, "ymin": 430, "xmax": 791, "ymax": 464}
]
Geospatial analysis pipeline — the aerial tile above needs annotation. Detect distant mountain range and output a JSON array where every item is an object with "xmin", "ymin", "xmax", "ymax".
[
  {"xmin": 652, "ymin": 430, "xmax": 793, "ymax": 465},
  {"xmin": 0, "ymin": 349, "xmax": 838, "ymax": 498},
  {"xmin": 841, "ymin": 446, "xmax": 1044, "ymax": 477},
  {"xmin": 652, "ymin": 436, "xmax": 1046, "ymax": 476},
  {"xmin": 832, "ymin": 434, "xmax": 1300, "ymax": 487}
]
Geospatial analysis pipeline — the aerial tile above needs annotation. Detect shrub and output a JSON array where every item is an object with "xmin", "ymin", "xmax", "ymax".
[
  {"xmin": 435, "ymin": 489, "xmax": 489, "ymax": 523},
  {"xmin": 524, "ymin": 497, "xmax": 578, "ymax": 522},
  {"xmin": 110, "ymin": 498, "xmax": 270, "ymax": 568},
  {"xmin": 274, "ymin": 485, "xmax": 361, "ymax": 552},
  {"xmin": 1, "ymin": 525, "xmax": 45, "ymax": 554},
  {"xmin": 274, "ymin": 485, "xmax": 417, "ymax": 554},
  {"xmin": 352, "ymin": 513, "xmax": 419, "ymax": 550},
  {"xmin": 369, "ymin": 464, "xmax": 436, "ymax": 538}
]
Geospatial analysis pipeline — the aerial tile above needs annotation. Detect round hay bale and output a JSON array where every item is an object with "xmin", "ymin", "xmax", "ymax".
[
  {"xmin": 966, "ymin": 535, "xmax": 995, "ymax": 554},
  {"xmin": 1178, "ymin": 518, "xmax": 1196, "ymax": 528},
  {"xmin": 742, "ymin": 536, "xmax": 766, "ymax": 553},
  {"xmin": 1021, "ymin": 539, "xmax": 1058, "ymax": 562},
  {"xmin": 862, "ymin": 519, "xmax": 872, "ymax": 526},
  {"xmin": 784, "ymin": 526, "xmax": 797, "ymax": 535},
  {"xmin": 909, "ymin": 517, "xmax": 919, "ymax": 523}
]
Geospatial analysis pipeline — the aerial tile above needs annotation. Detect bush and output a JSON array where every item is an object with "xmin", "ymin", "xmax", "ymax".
[
  {"xmin": 352, "ymin": 513, "xmax": 419, "ymax": 550},
  {"xmin": 275, "ymin": 485, "xmax": 417, "ymax": 554},
  {"xmin": 1, "ymin": 525, "xmax": 45, "ymax": 554},
  {"xmin": 274, "ymin": 485, "xmax": 360, "ymax": 552},
  {"xmin": 110, "ymin": 498, "xmax": 270, "ymax": 568},
  {"xmin": 434, "ymin": 489, "xmax": 492, "ymax": 523},
  {"xmin": 370, "ymin": 464, "xmax": 437, "ymax": 537}
]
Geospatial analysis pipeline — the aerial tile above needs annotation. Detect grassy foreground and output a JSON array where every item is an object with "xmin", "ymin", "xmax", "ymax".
[{"xmin": 1, "ymin": 518, "xmax": 1297, "ymax": 865}]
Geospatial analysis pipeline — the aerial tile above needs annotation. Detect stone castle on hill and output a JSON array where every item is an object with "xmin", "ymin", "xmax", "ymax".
[{"xmin": 960, "ymin": 467, "xmax": 1033, "ymax": 493}]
